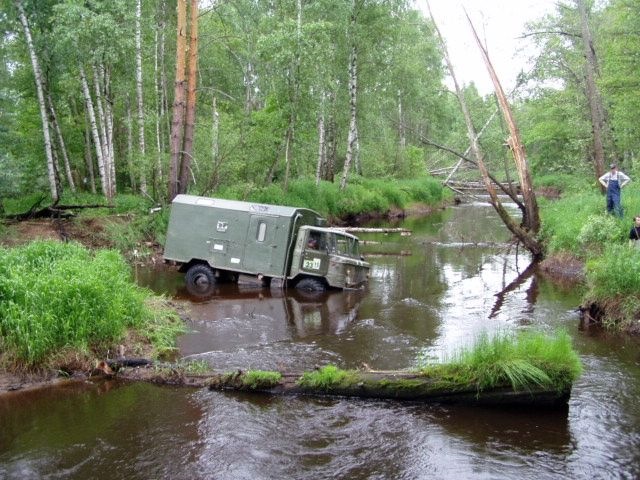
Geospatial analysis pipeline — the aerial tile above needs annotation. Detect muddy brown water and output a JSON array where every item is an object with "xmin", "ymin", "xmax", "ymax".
[{"xmin": 1, "ymin": 201, "xmax": 640, "ymax": 479}]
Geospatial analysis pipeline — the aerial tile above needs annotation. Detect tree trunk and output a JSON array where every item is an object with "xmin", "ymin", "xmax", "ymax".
[
  {"xmin": 576, "ymin": 0, "xmax": 609, "ymax": 184},
  {"xmin": 83, "ymin": 109, "xmax": 96, "ymax": 194},
  {"xmin": 155, "ymin": 0, "xmax": 167, "ymax": 190},
  {"xmin": 47, "ymin": 94, "xmax": 76, "ymax": 193},
  {"xmin": 429, "ymin": 5, "xmax": 542, "ymax": 258},
  {"xmin": 341, "ymin": 42, "xmax": 359, "ymax": 190},
  {"xmin": 178, "ymin": 0, "xmax": 199, "ymax": 195},
  {"xmin": 168, "ymin": 0, "xmax": 188, "ymax": 201},
  {"xmin": 125, "ymin": 95, "xmax": 137, "ymax": 191},
  {"xmin": 136, "ymin": 0, "xmax": 148, "ymax": 195},
  {"xmin": 316, "ymin": 105, "xmax": 326, "ymax": 186},
  {"xmin": 92, "ymin": 64, "xmax": 112, "ymax": 198},
  {"xmin": 211, "ymin": 96, "xmax": 220, "ymax": 190},
  {"xmin": 15, "ymin": 0, "xmax": 58, "ymax": 202},
  {"xmin": 466, "ymin": 14, "xmax": 540, "ymax": 235},
  {"xmin": 79, "ymin": 65, "xmax": 109, "ymax": 199}
]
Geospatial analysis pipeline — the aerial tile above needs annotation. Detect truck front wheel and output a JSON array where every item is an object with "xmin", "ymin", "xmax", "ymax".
[
  {"xmin": 295, "ymin": 277, "xmax": 326, "ymax": 293},
  {"xmin": 185, "ymin": 264, "xmax": 216, "ymax": 290}
]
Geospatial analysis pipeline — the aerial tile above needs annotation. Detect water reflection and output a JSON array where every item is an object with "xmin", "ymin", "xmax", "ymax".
[{"xmin": 0, "ymin": 382, "xmax": 203, "ymax": 480}]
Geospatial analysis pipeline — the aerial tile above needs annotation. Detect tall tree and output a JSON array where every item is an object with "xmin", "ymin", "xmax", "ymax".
[
  {"xmin": 135, "ymin": 0, "xmax": 148, "ymax": 195},
  {"xmin": 168, "ymin": 0, "xmax": 188, "ymax": 201},
  {"xmin": 15, "ymin": 0, "xmax": 59, "ymax": 202}
]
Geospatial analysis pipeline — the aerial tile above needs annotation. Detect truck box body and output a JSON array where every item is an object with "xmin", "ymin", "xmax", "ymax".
[{"xmin": 164, "ymin": 195, "xmax": 325, "ymax": 279}]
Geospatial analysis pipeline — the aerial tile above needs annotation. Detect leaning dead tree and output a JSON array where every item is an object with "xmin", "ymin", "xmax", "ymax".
[{"xmin": 427, "ymin": 4, "xmax": 543, "ymax": 258}]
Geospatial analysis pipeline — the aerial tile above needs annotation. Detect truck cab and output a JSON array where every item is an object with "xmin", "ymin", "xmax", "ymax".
[{"xmin": 289, "ymin": 226, "xmax": 369, "ymax": 291}]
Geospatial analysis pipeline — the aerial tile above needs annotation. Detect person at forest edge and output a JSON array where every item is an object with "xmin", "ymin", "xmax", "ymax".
[
  {"xmin": 599, "ymin": 163, "xmax": 630, "ymax": 217},
  {"xmin": 629, "ymin": 216, "xmax": 640, "ymax": 247}
]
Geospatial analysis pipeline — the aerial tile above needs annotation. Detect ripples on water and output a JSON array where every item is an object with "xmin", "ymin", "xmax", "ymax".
[{"xmin": 1, "ymin": 203, "xmax": 640, "ymax": 479}]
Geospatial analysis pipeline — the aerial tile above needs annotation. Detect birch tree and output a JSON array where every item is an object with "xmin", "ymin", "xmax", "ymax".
[
  {"xmin": 135, "ymin": 0, "xmax": 148, "ymax": 195},
  {"xmin": 15, "ymin": 0, "xmax": 59, "ymax": 202}
]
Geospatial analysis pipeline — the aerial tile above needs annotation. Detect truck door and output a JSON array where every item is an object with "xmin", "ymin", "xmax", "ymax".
[{"xmin": 243, "ymin": 215, "xmax": 279, "ymax": 275}]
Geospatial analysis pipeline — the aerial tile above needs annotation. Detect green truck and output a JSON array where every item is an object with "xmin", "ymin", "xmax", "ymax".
[{"xmin": 163, "ymin": 195, "xmax": 370, "ymax": 292}]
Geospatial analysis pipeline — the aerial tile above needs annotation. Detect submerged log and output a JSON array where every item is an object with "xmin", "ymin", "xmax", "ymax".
[
  {"xmin": 205, "ymin": 369, "xmax": 570, "ymax": 408},
  {"xmin": 110, "ymin": 362, "xmax": 572, "ymax": 408}
]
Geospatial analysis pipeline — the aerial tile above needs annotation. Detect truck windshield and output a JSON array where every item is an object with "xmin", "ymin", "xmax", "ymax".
[{"xmin": 335, "ymin": 235, "xmax": 360, "ymax": 258}]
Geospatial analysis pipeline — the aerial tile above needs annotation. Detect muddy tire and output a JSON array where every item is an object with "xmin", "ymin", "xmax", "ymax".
[
  {"xmin": 185, "ymin": 264, "xmax": 216, "ymax": 292},
  {"xmin": 295, "ymin": 277, "xmax": 326, "ymax": 293}
]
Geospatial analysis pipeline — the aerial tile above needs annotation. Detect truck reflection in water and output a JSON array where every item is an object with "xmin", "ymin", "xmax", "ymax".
[{"xmin": 175, "ymin": 277, "xmax": 366, "ymax": 359}]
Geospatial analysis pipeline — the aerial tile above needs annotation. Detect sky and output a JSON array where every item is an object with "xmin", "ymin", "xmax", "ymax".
[{"xmin": 419, "ymin": 0, "xmax": 560, "ymax": 95}]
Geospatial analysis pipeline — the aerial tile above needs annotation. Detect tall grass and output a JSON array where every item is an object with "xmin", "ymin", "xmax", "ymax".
[
  {"xmin": 215, "ymin": 176, "xmax": 446, "ymax": 218},
  {"xmin": 418, "ymin": 330, "xmax": 582, "ymax": 392},
  {"xmin": 539, "ymin": 192, "xmax": 629, "ymax": 255},
  {"xmin": 583, "ymin": 244, "xmax": 640, "ymax": 328},
  {"xmin": 0, "ymin": 241, "xmax": 182, "ymax": 366}
]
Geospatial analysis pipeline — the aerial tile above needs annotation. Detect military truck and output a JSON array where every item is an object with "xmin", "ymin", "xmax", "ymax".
[{"xmin": 163, "ymin": 195, "xmax": 369, "ymax": 292}]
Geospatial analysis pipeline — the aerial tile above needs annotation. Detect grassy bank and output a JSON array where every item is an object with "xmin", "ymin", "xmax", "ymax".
[
  {"xmin": 0, "ymin": 241, "xmax": 184, "ymax": 370},
  {"xmin": 538, "ymin": 175, "xmax": 640, "ymax": 332},
  {"xmin": 1, "ymin": 176, "xmax": 447, "ymax": 258}
]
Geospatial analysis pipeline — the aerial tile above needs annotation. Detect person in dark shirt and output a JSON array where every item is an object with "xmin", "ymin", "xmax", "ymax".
[{"xmin": 629, "ymin": 215, "xmax": 640, "ymax": 246}]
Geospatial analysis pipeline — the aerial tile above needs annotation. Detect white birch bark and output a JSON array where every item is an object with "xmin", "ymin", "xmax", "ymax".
[
  {"xmin": 136, "ymin": 0, "xmax": 148, "ymax": 195},
  {"xmin": 316, "ymin": 110, "xmax": 325, "ymax": 186},
  {"xmin": 126, "ymin": 95, "xmax": 137, "ymax": 191},
  {"xmin": 83, "ymin": 110, "xmax": 97, "ymax": 194},
  {"xmin": 80, "ymin": 65, "xmax": 109, "ymax": 198},
  {"xmin": 341, "ymin": 42, "xmax": 358, "ymax": 190},
  {"xmin": 15, "ymin": 0, "xmax": 59, "ymax": 201},
  {"xmin": 47, "ymin": 93, "xmax": 76, "ymax": 192},
  {"xmin": 92, "ymin": 64, "xmax": 112, "ymax": 196}
]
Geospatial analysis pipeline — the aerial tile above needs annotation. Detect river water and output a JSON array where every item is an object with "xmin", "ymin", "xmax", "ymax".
[{"xmin": 1, "ymin": 201, "xmax": 639, "ymax": 479}]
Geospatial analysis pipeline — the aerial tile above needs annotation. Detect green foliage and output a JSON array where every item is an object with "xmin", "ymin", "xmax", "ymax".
[
  {"xmin": 242, "ymin": 370, "xmax": 283, "ymax": 389},
  {"xmin": 533, "ymin": 173, "xmax": 591, "ymax": 194},
  {"xmin": 586, "ymin": 244, "xmax": 640, "ymax": 299},
  {"xmin": 102, "ymin": 209, "xmax": 169, "ymax": 254},
  {"xmin": 576, "ymin": 214, "xmax": 625, "ymax": 248},
  {"xmin": 539, "ymin": 191, "xmax": 608, "ymax": 254},
  {"xmin": 0, "ymin": 241, "xmax": 180, "ymax": 365},
  {"xmin": 297, "ymin": 365, "xmax": 355, "ymax": 390},
  {"xmin": 215, "ymin": 176, "xmax": 444, "ymax": 219},
  {"xmin": 418, "ymin": 330, "xmax": 582, "ymax": 392}
]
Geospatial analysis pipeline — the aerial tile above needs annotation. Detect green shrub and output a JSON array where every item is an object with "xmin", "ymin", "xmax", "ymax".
[
  {"xmin": 0, "ymin": 240, "xmax": 180, "ymax": 365},
  {"xmin": 576, "ymin": 214, "xmax": 626, "ymax": 249},
  {"xmin": 586, "ymin": 244, "xmax": 640, "ymax": 299}
]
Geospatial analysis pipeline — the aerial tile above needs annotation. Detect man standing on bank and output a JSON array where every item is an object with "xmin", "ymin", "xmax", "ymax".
[{"xmin": 599, "ymin": 163, "xmax": 631, "ymax": 217}]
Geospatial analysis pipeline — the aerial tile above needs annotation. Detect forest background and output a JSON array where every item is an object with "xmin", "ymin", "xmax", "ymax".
[
  {"xmin": 2, "ymin": 0, "xmax": 638, "ymax": 209},
  {"xmin": 1, "ymin": 0, "xmax": 640, "ymax": 344}
]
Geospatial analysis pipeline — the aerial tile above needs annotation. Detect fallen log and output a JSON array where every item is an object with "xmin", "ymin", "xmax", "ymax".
[
  {"xmin": 109, "ymin": 364, "xmax": 570, "ymax": 409},
  {"xmin": 205, "ymin": 368, "xmax": 570, "ymax": 408}
]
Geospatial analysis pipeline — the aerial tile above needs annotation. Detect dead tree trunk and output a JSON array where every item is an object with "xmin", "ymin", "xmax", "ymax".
[
  {"xmin": 168, "ymin": 0, "xmax": 188, "ymax": 201},
  {"xmin": 428, "ymin": 4, "xmax": 542, "ymax": 258},
  {"xmin": 466, "ymin": 13, "xmax": 540, "ymax": 235},
  {"xmin": 178, "ymin": 0, "xmax": 199, "ymax": 196},
  {"xmin": 576, "ymin": 0, "xmax": 610, "ymax": 184}
]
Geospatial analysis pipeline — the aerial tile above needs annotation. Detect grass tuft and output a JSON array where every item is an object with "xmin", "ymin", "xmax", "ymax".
[{"xmin": 417, "ymin": 330, "xmax": 582, "ymax": 392}]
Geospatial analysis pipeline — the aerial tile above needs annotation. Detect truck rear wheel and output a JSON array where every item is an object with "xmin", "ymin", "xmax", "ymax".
[
  {"xmin": 295, "ymin": 277, "xmax": 326, "ymax": 293},
  {"xmin": 185, "ymin": 264, "xmax": 216, "ymax": 291}
]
